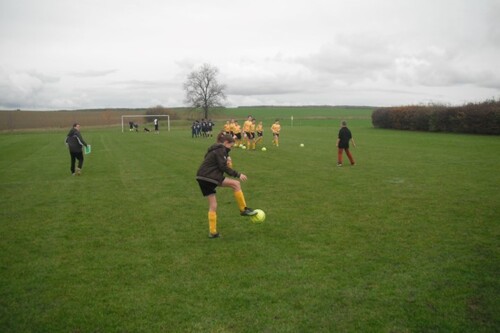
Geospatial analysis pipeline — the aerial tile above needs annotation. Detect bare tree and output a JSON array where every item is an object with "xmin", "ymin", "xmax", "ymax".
[{"xmin": 183, "ymin": 63, "xmax": 226, "ymax": 119}]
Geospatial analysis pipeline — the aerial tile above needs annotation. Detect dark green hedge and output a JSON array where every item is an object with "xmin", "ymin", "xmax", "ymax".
[{"xmin": 372, "ymin": 100, "xmax": 500, "ymax": 135}]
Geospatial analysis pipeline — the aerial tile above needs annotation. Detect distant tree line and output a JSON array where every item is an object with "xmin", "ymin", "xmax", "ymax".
[{"xmin": 372, "ymin": 99, "xmax": 500, "ymax": 135}]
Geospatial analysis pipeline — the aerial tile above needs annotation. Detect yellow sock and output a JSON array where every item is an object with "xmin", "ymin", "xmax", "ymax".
[
  {"xmin": 208, "ymin": 211, "xmax": 217, "ymax": 234},
  {"xmin": 234, "ymin": 191, "xmax": 247, "ymax": 212}
]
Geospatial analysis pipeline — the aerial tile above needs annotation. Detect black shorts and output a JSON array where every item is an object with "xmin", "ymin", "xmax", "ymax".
[
  {"xmin": 197, "ymin": 179, "xmax": 219, "ymax": 196},
  {"xmin": 257, "ymin": 131, "xmax": 263, "ymax": 137},
  {"xmin": 245, "ymin": 132, "xmax": 254, "ymax": 139},
  {"xmin": 235, "ymin": 133, "xmax": 242, "ymax": 140}
]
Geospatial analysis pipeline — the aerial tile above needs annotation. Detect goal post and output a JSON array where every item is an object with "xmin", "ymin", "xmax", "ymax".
[{"xmin": 121, "ymin": 115, "xmax": 170, "ymax": 132}]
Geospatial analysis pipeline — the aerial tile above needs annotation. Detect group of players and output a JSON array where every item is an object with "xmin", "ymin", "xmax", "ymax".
[
  {"xmin": 191, "ymin": 119, "xmax": 216, "ymax": 138},
  {"xmin": 221, "ymin": 116, "xmax": 281, "ymax": 149}
]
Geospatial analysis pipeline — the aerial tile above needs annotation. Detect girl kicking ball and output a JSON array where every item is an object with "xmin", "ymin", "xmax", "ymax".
[{"xmin": 196, "ymin": 132, "xmax": 257, "ymax": 238}]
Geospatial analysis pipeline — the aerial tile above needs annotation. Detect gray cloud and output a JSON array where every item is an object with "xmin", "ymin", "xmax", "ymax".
[
  {"xmin": 297, "ymin": 36, "xmax": 394, "ymax": 82},
  {"xmin": 0, "ymin": 68, "xmax": 61, "ymax": 108},
  {"xmin": 69, "ymin": 69, "xmax": 117, "ymax": 78},
  {"xmin": 226, "ymin": 79, "xmax": 304, "ymax": 96}
]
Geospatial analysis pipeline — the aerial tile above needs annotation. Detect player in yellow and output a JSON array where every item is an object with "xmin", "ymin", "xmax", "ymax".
[
  {"xmin": 271, "ymin": 119, "xmax": 281, "ymax": 147},
  {"xmin": 242, "ymin": 115, "xmax": 253, "ymax": 149},
  {"xmin": 223, "ymin": 120, "xmax": 231, "ymax": 135},
  {"xmin": 233, "ymin": 120, "xmax": 242, "ymax": 147},
  {"xmin": 255, "ymin": 121, "xmax": 264, "ymax": 147},
  {"xmin": 229, "ymin": 118, "xmax": 236, "ymax": 136},
  {"xmin": 249, "ymin": 119, "xmax": 257, "ymax": 150}
]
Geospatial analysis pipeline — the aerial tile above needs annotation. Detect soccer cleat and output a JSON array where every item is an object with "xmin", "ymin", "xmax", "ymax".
[
  {"xmin": 240, "ymin": 207, "xmax": 258, "ymax": 216},
  {"xmin": 337, "ymin": 163, "xmax": 343, "ymax": 167},
  {"xmin": 75, "ymin": 167, "xmax": 81, "ymax": 175},
  {"xmin": 208, "ymin": 232, "xmax": 220, "ymax": 239}
]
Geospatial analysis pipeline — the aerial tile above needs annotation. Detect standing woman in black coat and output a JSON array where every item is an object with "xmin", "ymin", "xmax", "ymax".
[{"xmin": 65, "ymin": 123, "xmax": 88, "ymax": 175}]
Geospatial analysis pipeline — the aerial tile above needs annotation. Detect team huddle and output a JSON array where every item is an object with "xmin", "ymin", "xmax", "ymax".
[
  {"xmin": 191, "ymin": 119, "xmax": 215, "ymax": 138},
  {"xmin": 220, "ymin": 116, "xmax": 281, "ymax": 150}
]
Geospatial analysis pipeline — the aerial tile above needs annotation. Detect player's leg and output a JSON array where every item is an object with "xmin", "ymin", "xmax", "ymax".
[
  {"xmin": 221, "ymin": 178, "xmax": 256, "ymax": 215},
  {"xmin": 70, "ymin": 152, "xmax": 76, "ymax": 174},
  {"xmin": 76, "ymin": 152, "xmax": 84, "ymax": 175},
  {"xmin": 345, "ymin": 148, "xmax": 355, "ymax": 165},
  {"xmin": 337, "ymin": 148, "xmax": 344, "ymax": 166},
  {"xmin": 207, "ymin": 194, "xmax": 218, "ymax": 237},
  {"xmin": 255, "ymin": 134, "xmax": 262, "ymax": 146},
  {"xmin": 198, "ymin": 180, "xmax": 220, "ymax": 238}
]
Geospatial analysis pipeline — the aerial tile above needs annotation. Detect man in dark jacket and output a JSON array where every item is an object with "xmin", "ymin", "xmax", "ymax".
[
  {"xmin": 65, "ymin": 123, "xmax": 88, "ymax": 175},
  {"xmin": 196, "ymin": 132, "xmax": 256, "ymax": 238},
  {"xmin": 336, "ymin": 120, "xmax": 356, "ymax": 166}
]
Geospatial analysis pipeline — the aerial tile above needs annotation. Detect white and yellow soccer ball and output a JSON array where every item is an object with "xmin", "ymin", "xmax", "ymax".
[
  {"xmin": 300, "ymin": 143, "xmax": 304, "ymax": 147},
  {"xmin": 250, "ymin": 209, "xmax": 266, "ymax": 223},
  {"xmin": 261, "ymin": 147, "xmax": 267, "ymax": 151},
  {"xmin": 241, "ymin": 145, "xmax": 247, "ymax": 150}
]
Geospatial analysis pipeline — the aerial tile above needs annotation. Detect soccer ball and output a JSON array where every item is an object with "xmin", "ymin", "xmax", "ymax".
[
  {"xmin": 300, "ymin": 143, "xmax": 304, "ymax": 147},
  {"xmin": 241, "ymin": 145, "xmax": 246, "ymax": 150},
  {"xmin": 250, "ymin": 209, "xmax": 266, "ymax": 223},
  {"xmin": 261, "ymin": 147, "xmax": 267, "ymax": 151}
]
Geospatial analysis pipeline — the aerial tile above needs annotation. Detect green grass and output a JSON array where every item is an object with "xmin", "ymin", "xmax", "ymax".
[{"xmin": 1, "ymin": 109, "xmax": 499, "ymax": 332}]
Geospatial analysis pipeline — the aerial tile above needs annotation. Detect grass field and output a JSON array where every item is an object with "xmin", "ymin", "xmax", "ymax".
[{"xmin": 1, "ymin": 108, "xmax": 499, "ymax": 332}]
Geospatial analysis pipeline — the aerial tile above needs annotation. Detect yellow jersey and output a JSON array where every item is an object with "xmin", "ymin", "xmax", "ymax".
[
  {"xmin": 233, "ymin": 123, "xmax": 241, "ymax": 134},
  {"xmin": 243, "ymin": 120, "xmax": 253, "ymax": 133},
  {"xmin": 271, "ymin": 123, "xmax": 281, "ymax": 134}
]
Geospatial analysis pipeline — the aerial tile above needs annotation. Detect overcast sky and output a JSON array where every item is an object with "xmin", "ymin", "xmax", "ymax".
[{"xmin": 1, "ymin": 0, "xmax": 499, "ymax": 110}]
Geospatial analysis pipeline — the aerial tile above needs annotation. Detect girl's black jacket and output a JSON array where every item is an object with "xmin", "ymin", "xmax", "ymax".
[
  {"xmin": 196, "ymin": 143, "xmax": 240, "ymax": 185},
  {"xmin": 65, "ymin": 128, "xmax": 87, "ymax": 153}
]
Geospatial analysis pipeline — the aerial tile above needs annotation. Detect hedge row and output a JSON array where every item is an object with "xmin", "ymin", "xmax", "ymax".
[{"xmin": 372, "ymin": 100, "xmax": 500, "ymax": 135}]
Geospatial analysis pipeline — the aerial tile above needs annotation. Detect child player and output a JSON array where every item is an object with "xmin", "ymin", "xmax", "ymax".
[
  {"xmin": 243, "ymin": 115, "xmax": 253, "ymax": 149},
  {"xmin": 196, "ymin": 132, "xmax": 257, "ymax": 238},
  {"xmin": 271, "ymin": 119, "xmax": 281, "ymax": 147},
  {"xmin": 223, "ymin": 120, "xmax": 231, "ymax": 135},
  {"xmin": 249, "ymin": 118, "xmax": 257, "ymax": 150},
  {"xmin": 233, "ymin": 120, "xmax": 242, "ymax": 147},
  {"xmin": 255, "ymin": 121, "xmax": 264, "ymax": 147}
]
